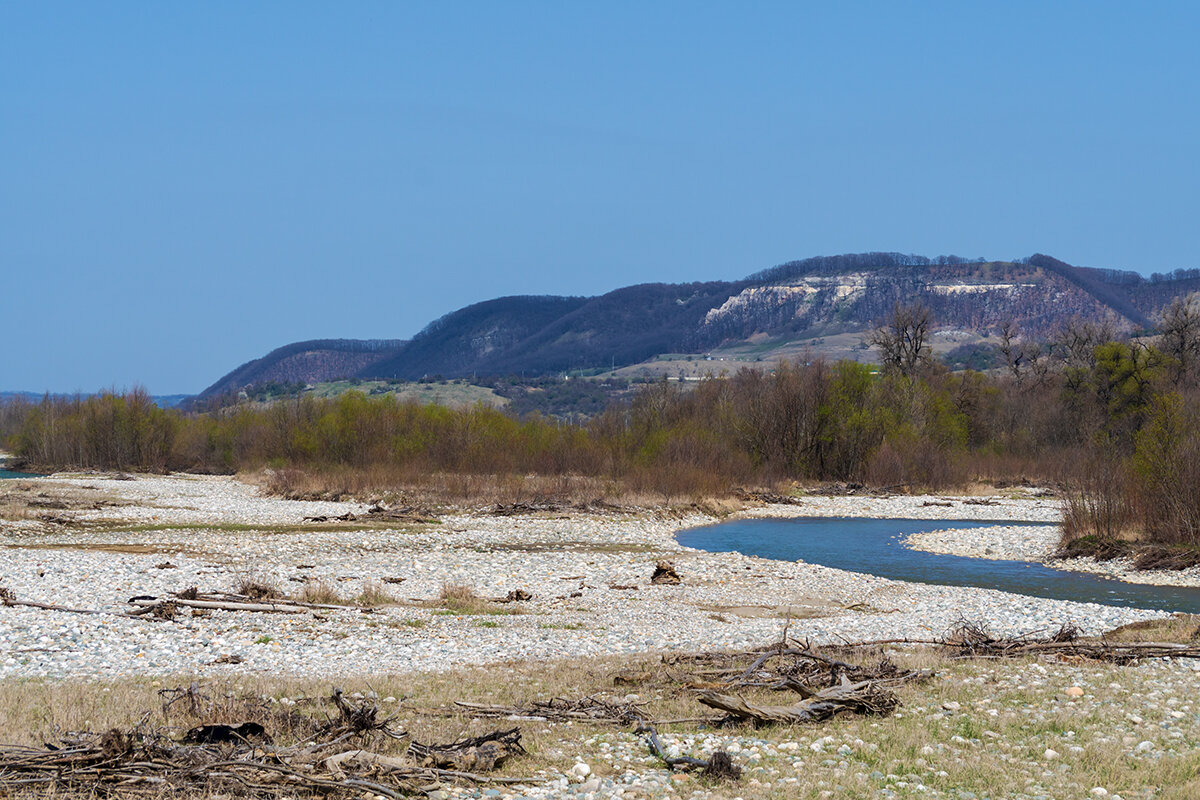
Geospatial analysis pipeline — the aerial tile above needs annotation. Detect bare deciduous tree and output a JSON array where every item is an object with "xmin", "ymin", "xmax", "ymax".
[
  {"xmin": 998, "ymin": 319, "xmax": 1048, "ymax": 388},
  {"xmin": 1158, "ymin": 292, "xmax": 1200, "ymax": 386},
  {"xmin": 868, "ymin": 302, "xmax": 932, "ymax": 376}
]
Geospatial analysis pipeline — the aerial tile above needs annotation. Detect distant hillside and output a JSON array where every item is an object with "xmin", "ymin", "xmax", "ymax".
[
  {"xmin": 367, "ymin": 282, "xmax": 749, "ymax": 380},
  {"xmin": 0, "ymin": 390, "xmax": 190, "ymax": 409},
  {"xmin": 196, "ymin": 253, "xmax": 1200, "ymax": 398},
  {"xmin": 199, "ymin": 339, "xmax": 406, "ymax": 400}
]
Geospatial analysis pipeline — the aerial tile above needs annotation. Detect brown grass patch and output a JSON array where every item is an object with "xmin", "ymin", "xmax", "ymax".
[
  {"xmin": 353, "ymin": 580, "xmax": 397, "ymax": 608},
  {"xmin": 430, "ymin": 583, "xmax": 513, "ymax": 616},
  {"xmin": 293, "ymin": 579, "xmax": 343, "ymax": 605},
  {"xmin": 1102, "ymin": 614, "xmax": 1200, "ymax": 643},
  {"xmin": 233, "ymin": 574, "xmax": 283, "ymax": 601}
]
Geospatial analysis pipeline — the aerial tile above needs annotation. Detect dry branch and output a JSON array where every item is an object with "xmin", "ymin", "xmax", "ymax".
[
  {"xmin": 636, "ymin": 722, "xmax": 741, "ymax": 780},
  {"xmin": 699, "ymin": 676, "xmax": 900, "ymax": 724},
  {"xmin": 129, "ymin": 596, "xmax": 309, "ymax": 614},
  {"xmin": 455, "ymin": 695, "xmax": 648, "ymax": 726},
  {"xmin": 940, "ymin": 620, "xmax": 1200, "ymax": 663},
  {"xmin": 0, "ymin": 687, "xmax": 533, "ymax": 798},
  {"xmin": 1, "ymin": 587, "xmax": 164, "ymax": 622}
]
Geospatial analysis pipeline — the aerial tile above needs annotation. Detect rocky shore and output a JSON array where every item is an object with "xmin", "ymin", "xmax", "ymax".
[
  {"xmin": 905, "ymin": 522, "xmax": 1200, "ymax": 589},
  {"xmin": 0, "ymin": 474, "xmax": 1174, "ymax": 680}
]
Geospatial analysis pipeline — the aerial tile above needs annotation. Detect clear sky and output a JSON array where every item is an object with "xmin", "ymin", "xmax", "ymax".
[{"xmin": 3, "ymin": 2, "xmax": 1198, "ymax": 393}]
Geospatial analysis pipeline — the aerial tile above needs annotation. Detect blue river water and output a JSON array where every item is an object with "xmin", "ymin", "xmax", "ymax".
[
  {"xmin": 0, "ymin": 468, "xmax": 43, "ymax": 479},
  {"xmin": 677, "ymin": 517, "xmax": 1200, "ymax": 614}
]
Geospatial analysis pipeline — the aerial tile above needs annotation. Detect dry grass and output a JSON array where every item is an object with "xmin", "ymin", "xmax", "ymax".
[
  {"xmin": 232, "ymin": 573, "xmax": 283, "ymax": 601},
  {"xmin": 247, "ymin": 466, "xmax": 753, "ymax": 511},
  {"xmin": 433, "ymin": 582, "xmax": 512, "ymax": 615},
  {"xmin": 292, "ymin": 579, "xmax": 343, "ymax": 605},
  {"xmin": 353, "ymin": 579, "xmax": 397, "ymax": 608},
  {"xmin": 2, "ymin": 646, "xmax": 1198, "ymax": 800},
  {"xmin": 1102, "ymin": 614, "xmax": 1200, "ymax": 643}
]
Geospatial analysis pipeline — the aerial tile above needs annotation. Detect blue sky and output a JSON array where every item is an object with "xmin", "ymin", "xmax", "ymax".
[{"xmin": 3, "ymin": 2, "xmax": 1198, "ymax": 393}]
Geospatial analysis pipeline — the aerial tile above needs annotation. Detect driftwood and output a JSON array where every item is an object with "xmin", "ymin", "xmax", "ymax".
[
  {"xmin": 734, "ymin": 488, "xmax": 805, "ymax": 506},
  {"xmin": 637, "ymin": 722, "xmax": 741, "ymax": 780},
  {"xmin": 303, "ymin": 505, "xmax": 440, "ymax": 524},
  {"xmin": 455, "ymin": 695, "xmax": 648, "ymax": 726},
  {"xmin": 1, "ymin": 587, "xmax": 163, "ymax": 622},
  {"xmin": 698, "ymin": 676, "xmax": 900, "ymax": 725},
  {"xmin": 127, "ymin": 588, "xmax": 369, "ymax": 617},
  {"xmin": 492, "ymin": 500, "xmax": 563, "ymax": 516},
  {"xmin": 409, "ymin": 728, "xmax": 524, "ymax": 772},
  {"xmin": 304, "ymin": 511, "xmax": 359, "ymax": 523},
  {"xmin": 367, "ymin": 504, "xmax": 441, "ymax": 524},
  {"xmin": 491, "ymin": 499, "xmax": 633, "ymax": 516},
  {"xmin": 130, "ymin": 596, "xmax": 309, "ymax": 615},
  {"xmin": 650, "ymin": 561, "xmax": 681, "ymax": 585},
  {"xmin": 0, "ymin": 687, "xmax": 534, "ymax": 798},
  {"xmin": 619, "ymin": 639, "xmax": 931, "ymax": 695},
  {"xmin": 940, "ymin": 620, "xmax": 1200, "ymax": 663}
]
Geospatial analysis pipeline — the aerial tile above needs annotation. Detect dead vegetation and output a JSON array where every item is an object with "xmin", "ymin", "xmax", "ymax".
[
  {"xmin": 939, "ymin": 619, "xmax": 1200, "ymax": 663},
  {"xmin": 294, "ymin": 579, "xmax": 344, "ymax": 606},
  {"xmin": 1055, "ymin": 535, "xmax": 1200, "ymax": 571},
  {"xmin": 0, "ymin": 686, "xmax": 527, "ymax": 798},
  {"xmin": 234, "ymin": 574, "xmax": 284, "ymax": 601},
  {"xmin": 431, "ymin": 583, "xmax": 518, "ymax": 616},
  {"xmin": 5, "ymin": 615, "xmax": 1200, "ymax": 799}
]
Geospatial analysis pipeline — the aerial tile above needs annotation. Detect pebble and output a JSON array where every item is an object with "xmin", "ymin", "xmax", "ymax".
[
  {"xmin": 0, "ymin": 474, "xmax": 1177, "ymax": 679},
  {"xmin": 906, "ymin": 519, "xmax": 1200, "ymax": 588}
]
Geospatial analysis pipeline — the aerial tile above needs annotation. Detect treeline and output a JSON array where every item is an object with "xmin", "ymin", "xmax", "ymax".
[
  {"xmin": 5, "ymin": 299, "xmax": 1200, "ymax": 547},
  {"xmin": 0, "ymin": 340, "xmax": 1180, "ymax": 498}
]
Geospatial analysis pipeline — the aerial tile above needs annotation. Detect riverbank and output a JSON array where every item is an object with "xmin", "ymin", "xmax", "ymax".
[
  {"xmin": 0, "ymin": 473, "xmax": 1171, "ymax": 680},
  {"xmin": 5, "ymin": 646, "xmax": 1200, "ymax": 800},
  {"xmin": 5, "ymin": 473, "xmax": 1200, "ymax": 800},
  {"xmin": 905, "ymin": 523, "xmax": 1200, "ymax": 589}
]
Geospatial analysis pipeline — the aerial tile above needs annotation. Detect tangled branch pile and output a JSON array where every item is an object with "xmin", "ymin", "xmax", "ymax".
[
  {"xmin": 0, "ymin": 687, "xmax": 527, "ymax": 798},
  {"xmin": 454, "ymin": 695, "xmax": 649, "ymax": 726},
  {"xmin": 940, "ymin": 620, "xmax": 1200, "ymax": 664}
]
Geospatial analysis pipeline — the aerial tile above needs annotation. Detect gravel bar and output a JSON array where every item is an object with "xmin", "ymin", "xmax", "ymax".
[{"xmin": 0, "ymin": 475, "xmax": 1175, "ymax": 679}]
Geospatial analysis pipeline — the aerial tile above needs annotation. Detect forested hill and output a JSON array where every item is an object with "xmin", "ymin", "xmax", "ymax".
[
  {"xmin": 196, "ymin": 253, "xmax": 1200, "ymax": 398},
  {"xmin": 198, "ymin": 339, "xmax": 407, "ymax": 400}
]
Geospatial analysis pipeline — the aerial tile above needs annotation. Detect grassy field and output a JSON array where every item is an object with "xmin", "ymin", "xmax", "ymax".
[{"xmin": 305, "ymin": 379, "xmax": 507, "ymax": 408}]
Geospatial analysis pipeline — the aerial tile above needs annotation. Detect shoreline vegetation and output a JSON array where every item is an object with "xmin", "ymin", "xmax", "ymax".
[{"xmin": 6, "ymin": 304, "xmax": 1200, "ymax": 569}]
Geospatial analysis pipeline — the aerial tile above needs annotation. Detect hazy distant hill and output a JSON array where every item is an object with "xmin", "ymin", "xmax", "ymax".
[
  {"xmin": 0, "ymin": 390, "xmax": 191, "ymax": 409},
  {"xmin": 196, "ymin": 253, "xmax": 1200, "ymax": 398},
  {"xmin": 199, "ymin": 339, "xmax": 406, "ymax": 400}
]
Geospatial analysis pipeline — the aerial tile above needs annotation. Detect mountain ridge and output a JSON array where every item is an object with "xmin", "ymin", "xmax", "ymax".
[{"xmin": 196, "ymin": 253, "xmax": 1200, "ymax": 399}]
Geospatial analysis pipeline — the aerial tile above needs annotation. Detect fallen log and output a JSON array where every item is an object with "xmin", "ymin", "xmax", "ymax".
[
  {"xmin": 636, "ymin": 722, "xmax": 741, "ymax": 780},
  {"xmin": 454, "ymin": 695, "xmax": 647, "ymax": 726},
  {"xmin": 130, "ymin": 597, "xmax": 308, "ymax": 614},
  {"xmin": 698, "ymin": 677, "xmax": 900, "ymax": 724},
  {"xmin": 1, "ymin": 588, "xmax": 161, "ymax": 622},
  {"xmin": 409, "ymin": 727, "xmax": 524, "ymax": 772}
]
